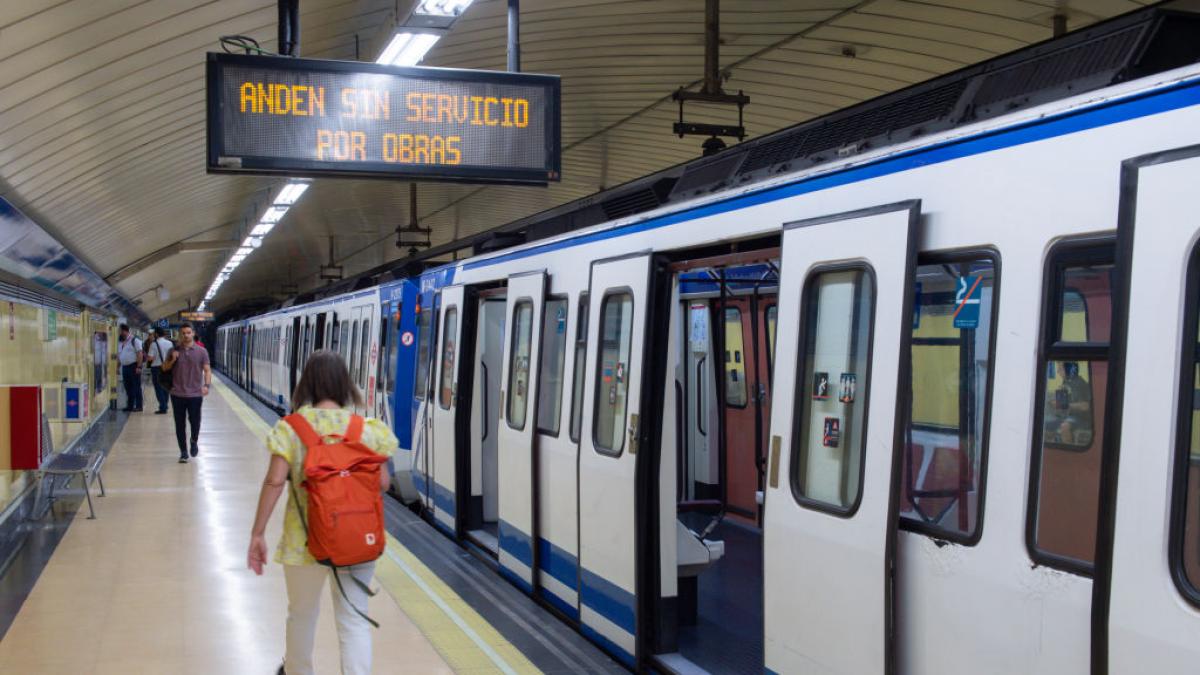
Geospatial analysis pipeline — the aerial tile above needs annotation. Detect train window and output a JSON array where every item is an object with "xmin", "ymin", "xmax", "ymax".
[
  {"xmin": 791, "ymin": 268, "xmax": 874, "ymax": 515},
  {"xmin": 1172, "ymin": 245, "xmax": 1200, "ymax": 605},
  {"xmin": 1029, "ymin": 243, "xmax": 1114, "ymax": 573},
  {"xmin": 537, "ymin": 298, "xmax": 569, "ymax": 435},
  {"xmin": 350, "ymin": 320, "xmax": 361, "ymax": 385},
  {"xmin": 331, "ymin": 316, "xmax": 341, "ymax": 353},
  {"xmin": 570, "ymin": 293, "xmax": 589, "ymax": 443},
  {"xmin": 414, "ymin": 304, "xmax": 432, "ymax": 401},
  {"xmin": 439, "ymin": 309, "xmax": 458, "ymax": 410},
  {"xmin": 901, "ymin": 256, "xmax": 997, "ymax": 543},
  {"xmin": 594, "ymin": 292, "xmax": 634, "ymax": 456},
  {"xmin": 339, "ymin": 322, "xmax": 350, "ymax": 362},
  {"xmin": 507, "ymin": 301, "xmax": 534, "ymax": 430},
  {"xmin": 359, "ymin": 319, "xmax": 371, "ymax": 389},
  {"xmin": 724, "ymin": 307, "xmax": 748, "ymax": 408}
]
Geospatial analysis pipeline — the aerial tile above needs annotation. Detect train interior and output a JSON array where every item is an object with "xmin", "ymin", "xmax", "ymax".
[
  {"xmin": 659, "ymin": 251, "xmax": 780, "ymax": 674},
  {"xmin": 468, "ymin": 293, "xmax": 507, "ymax": 553}
]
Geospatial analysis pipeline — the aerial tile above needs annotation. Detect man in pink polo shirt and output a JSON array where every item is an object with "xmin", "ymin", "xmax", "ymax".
[{"xmin": 162, "ymin": 323, "xmax": 211, "ymax": 464}]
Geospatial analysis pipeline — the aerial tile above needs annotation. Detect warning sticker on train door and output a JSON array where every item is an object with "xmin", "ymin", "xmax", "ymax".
[
  {"xmin": 823, "ymin": 417, "xmax": 840, "ymax": 448},
  {"xmin": 952, "ymin": 275, "xmax": 982, "ymax": 329}
]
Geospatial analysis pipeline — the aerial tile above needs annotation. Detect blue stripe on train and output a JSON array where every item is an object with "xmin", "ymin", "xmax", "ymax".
[
  {"xmin": 581, "ymin": 624, "xmax": 635, "ymax": 669},
  {"xmin": 500, "ymin": 522, "xmax": 633, "ymax": 630},
  {"xmin": 498, "ymin": 521, "xmax": 581, "ymax": 590}
]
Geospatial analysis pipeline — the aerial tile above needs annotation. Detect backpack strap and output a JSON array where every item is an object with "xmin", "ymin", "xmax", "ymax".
[
  {"xmin": 284, "ymin": 413, "xmax": 323, "ymax": 449},
  {"xmin": 345, "ymin": 414, "xmax": 365, "ymax": 443}
]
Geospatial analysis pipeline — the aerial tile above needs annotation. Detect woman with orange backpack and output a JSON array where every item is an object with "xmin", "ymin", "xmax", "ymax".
[{"xmin": 247, "ymin": 350, "xmax": 398, "ymax": 675}]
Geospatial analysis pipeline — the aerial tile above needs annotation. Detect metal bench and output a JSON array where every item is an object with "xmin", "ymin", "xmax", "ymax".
[{"xmin": 34, "ymin": 415, "xmax": 106, "ymax": 519}]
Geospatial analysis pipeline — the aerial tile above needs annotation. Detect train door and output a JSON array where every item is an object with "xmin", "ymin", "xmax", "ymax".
[
  {"xmin": 763, "ymin": 202, "xmax": 917, "ymax": 674},
  {"xmin": 430, "ymin": 286, "xmax": 466, "ymax": 533},
  {"xmin": 247, "ymin": 325, "xmax": 256, "ymax": 396},
  {"xmin": 496, "ymin": 272, "xmax": 547, "ymax": 590},
  {"xmin": 1106, "ymin": 150, "xmax": 1200, "ymax": 672},
  {"xmin": 375, "ymin": 304, "xmax": 391, "ymax": 423},
  {"xmin": 579, "ymin": 254, "xmax": 655, "ymax": 664},
  {"xmin": 289, "ymin": 316, "xmax": 300, "ymax": 401}
]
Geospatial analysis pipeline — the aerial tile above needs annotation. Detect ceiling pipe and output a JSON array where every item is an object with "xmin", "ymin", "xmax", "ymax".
[{"xmin": 279, "ymin": 0, "xmax": 300, "ymax": 56}]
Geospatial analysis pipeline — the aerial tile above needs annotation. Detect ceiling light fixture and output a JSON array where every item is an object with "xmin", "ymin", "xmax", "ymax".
[
  {"xmin": 275, "ymin": 181, "xmax": 309, "ymax": 205},
  {"xmin": 260, "ymin": 206, "xmax": 289, "ymax": 224},
  {"xmin": 377, "ymin": 31, "xmax": 441, "ymax": 66},
  {"xmin": 416, "ymin": 0, "xmax": 473, "ymax": 17}
]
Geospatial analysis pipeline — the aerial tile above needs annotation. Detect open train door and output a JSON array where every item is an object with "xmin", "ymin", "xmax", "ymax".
[
  {"xmin": 430, "ymin": 285, "xmax": 467, "ymax": 534},
  {"xmin": 496, "ymin": 271, "xmax": 547, "ymax": 590},
  {"xmin": 763, "ymin": 202, "xmax": 918, "ymax": 675},
  {"xmin": 578, "ymin": 253, "xmax": 654, "ymax": 667},
  {"xmin": 1104, "ymin": 149, "xmax": 1200, "ymax": 673}
]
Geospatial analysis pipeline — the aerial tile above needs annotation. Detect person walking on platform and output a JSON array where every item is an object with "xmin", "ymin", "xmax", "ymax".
[
  {"xmin": 117, "ymin": 324, "xmax": 144, "ymax": 412},
  {"xmin": 162, "ymin": 323, "xmax": 210, "ymax": 463},
  {"xmin": 147, "ymin": 327, "xmax": 174, "ymax": 415},
  {"xmin": 247, "ymin": 351, "xmax": 398, "ymax": 675}
]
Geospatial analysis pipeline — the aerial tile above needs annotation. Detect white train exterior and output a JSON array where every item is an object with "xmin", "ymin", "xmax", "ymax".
[{"xmin": 218, "ymin": 9, "xmax": 1200, "ymax": 673}]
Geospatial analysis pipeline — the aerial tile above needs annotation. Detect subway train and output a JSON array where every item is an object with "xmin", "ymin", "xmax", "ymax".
[{"xmin": 217, "ymin": 7, "xmax": 1200, "ymax": 674}]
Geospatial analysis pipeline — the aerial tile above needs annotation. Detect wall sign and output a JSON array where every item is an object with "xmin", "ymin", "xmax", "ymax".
[{"xmin": 207, "ymin": 53, "xmax": 561, "ymax": 185}]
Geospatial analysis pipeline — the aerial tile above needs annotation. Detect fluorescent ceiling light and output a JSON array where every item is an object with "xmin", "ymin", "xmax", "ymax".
[
  {"xmin": 275, "ymin": 182, "xmax": 309, "ymax": 205},
  {"xmin": 377, "ymin": 32, "xmax": 440, "ymax": 66},
  {"xmin": 416, "ymin": 0, "xmax": 473, "ymax": 16},
  {"xmin": 260, "ymin": 206, "xmax": 289, "ymax": 224},
  {"xmin": 242, "ymin": 236, "xmax": 262, "ymax": 249},
  {"xmin": 235, "ymin": 247, "xmax": 253, "ymax": 256},
  {"xmin": 251, "ymin": 223, "xmax": 275, "ymax": 236}
]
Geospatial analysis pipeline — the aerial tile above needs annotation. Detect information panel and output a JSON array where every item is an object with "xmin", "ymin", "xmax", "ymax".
[{"xmin": 207, "ymin": 53, "xmax": 560, "ymax": 184}]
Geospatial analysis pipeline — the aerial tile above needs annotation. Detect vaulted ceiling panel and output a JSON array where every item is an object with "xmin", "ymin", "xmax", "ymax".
[{"xmin": 0, "ymin": 0, "xmax": 1152, "ymax": 319}]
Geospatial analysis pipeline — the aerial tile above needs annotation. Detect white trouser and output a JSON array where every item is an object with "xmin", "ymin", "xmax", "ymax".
[{"xmin": 283, "ymin": 562, "xmax": 375, "ymax": 675}]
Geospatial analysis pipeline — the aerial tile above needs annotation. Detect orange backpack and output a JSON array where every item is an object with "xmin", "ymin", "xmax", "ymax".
[{"xmin": 285, "ymin": 413, "xmax": 388, "ymax": 567}]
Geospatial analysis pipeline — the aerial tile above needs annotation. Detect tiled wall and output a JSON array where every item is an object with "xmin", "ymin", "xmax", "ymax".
[{"xmin": 0, "ymin": 299, "xmax": 117, "ymax": 512}]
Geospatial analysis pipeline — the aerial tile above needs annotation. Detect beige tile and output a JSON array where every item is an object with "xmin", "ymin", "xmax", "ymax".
[{"xmin": 0, "ymin": 386, "xmax": 456, "ymax": 674}]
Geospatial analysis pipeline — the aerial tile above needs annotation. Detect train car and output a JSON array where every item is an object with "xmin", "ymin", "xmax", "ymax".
[
  {"xmin": 216, "ymin": 278, "xmax": 423, "ymax": 500},
  {"xmin": 399, "ymin": 8, "xmax": 1200, "ymax": 675}
]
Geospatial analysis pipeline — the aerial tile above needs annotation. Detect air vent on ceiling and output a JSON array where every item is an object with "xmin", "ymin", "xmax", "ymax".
[{"xmin": 0, "ymin": 280, "xmax": 81, "ymax": 315}]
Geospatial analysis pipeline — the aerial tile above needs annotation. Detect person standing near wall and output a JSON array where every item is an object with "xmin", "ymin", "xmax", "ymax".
[
  {"xmin": 117, "ymin": 323, "xmax": 144, "ymax": 412},
  {"xmin": 147, "ymin": 327, "xmax": 174, "ymax": 415},
  {"xmin": 163, "ymin": 323, "xmax": 211, "ymax": 463}
]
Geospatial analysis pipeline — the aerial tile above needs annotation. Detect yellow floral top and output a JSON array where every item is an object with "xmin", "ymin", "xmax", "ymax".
[{"xmin": 267, "ymin": 406, "xmax": 399, "ymax": 566}]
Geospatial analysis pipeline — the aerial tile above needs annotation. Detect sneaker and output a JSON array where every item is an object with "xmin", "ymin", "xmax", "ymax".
[
  {"xmin": 178, "ymin": 456, "xmax": 188, "ymax": 464},
  {"xmin": 190, "ymin": 441, "xmax": 199, "ymax": 458},
  {"xmin": 154, "ymin": 409, "xmax": 167, "ymax": 415}
]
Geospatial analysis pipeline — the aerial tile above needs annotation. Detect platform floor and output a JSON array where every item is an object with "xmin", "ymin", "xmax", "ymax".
[{"xmin": 0, "ymin": 379, "xmax": 601, "ymax": 674}]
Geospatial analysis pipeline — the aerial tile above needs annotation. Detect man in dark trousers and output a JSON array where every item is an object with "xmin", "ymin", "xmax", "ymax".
[
  {"xmin": 117, "ymin": 324, "xmax": 144, "ymax": 412},
  {"xmin": 163, "ymin": 323, "xmax": 211, "ymax": 463},
  {"xmin": 147, "ymin": 327, "xmax": 175, "ymax": 414}
]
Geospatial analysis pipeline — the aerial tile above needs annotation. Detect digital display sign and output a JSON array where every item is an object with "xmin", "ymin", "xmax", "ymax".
[{"xmin": 207, "ymin": 53, "xmax": 560, "ymax": 184}]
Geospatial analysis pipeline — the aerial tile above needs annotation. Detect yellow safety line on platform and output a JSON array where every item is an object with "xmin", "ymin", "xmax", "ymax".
[{"xmin": 212, "ymin": 379, "xmax": 542, "ymax": 675}]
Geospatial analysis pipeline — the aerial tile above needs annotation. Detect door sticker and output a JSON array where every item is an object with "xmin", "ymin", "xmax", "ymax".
[
  {"xmin": 838, "ymin": 373, "xmax": 856, "ymax": 404},
  {"xmin": 812, "ymin": 371, "xmax": 830, "ymax": 400},
  {"xmin": 952, "ymin": 275, "xmax": 982, "ymax": 329},
  {"xmin": 823, "ymin": 417, "xmax": 841, "ymax": 448}
]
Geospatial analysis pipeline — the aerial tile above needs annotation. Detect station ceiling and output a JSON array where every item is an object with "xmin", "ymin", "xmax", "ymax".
[{"xmin": 0, "ymin": 0, "xmax": 1154, "ymax": 320}]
